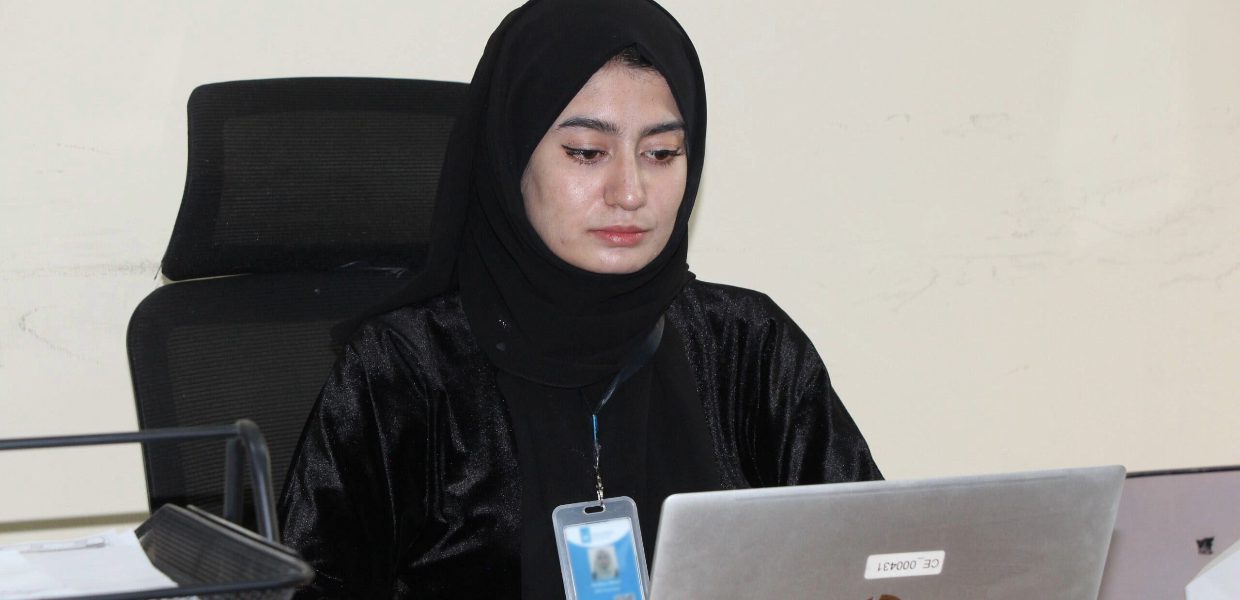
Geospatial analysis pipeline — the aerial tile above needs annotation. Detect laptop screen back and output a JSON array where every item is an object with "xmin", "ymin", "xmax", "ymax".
[{"xmin": 651, "ymin": 466, "xmax": 1124, "ymax": 600}]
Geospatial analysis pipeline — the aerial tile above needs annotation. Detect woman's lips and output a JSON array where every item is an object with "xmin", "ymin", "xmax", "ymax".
[{"xmin": 590, "ymin": 226, "xmax": 648, "ymax": 246}]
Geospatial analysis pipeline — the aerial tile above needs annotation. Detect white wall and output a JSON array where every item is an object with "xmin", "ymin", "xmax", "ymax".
[{"xmin": 2, "ymin": 0, "xmax": 1237, "ymax": 536}]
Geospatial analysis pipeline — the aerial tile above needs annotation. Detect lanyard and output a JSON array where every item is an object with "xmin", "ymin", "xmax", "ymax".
[{"xmin": 590, "ymin": 316, "xmax": 665, "ymax": 504}]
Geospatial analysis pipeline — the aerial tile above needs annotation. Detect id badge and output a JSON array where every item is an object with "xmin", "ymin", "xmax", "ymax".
[{"xmin": 552, "ymin": 496, "xmax": 650, "ymax": 600}]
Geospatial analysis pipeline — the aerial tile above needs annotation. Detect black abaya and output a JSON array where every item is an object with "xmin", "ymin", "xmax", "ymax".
[
  {"xmin": 279, "ymin": 281, "xmax": 881, "ymax": 598},
  {"xmin": 280, "ymin": 0, "xmax": 882, "ymax": 597}
]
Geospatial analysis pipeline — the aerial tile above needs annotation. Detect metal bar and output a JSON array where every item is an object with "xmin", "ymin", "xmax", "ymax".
[
  {"xmin": 42, "ymin": 576, "xmax": 298, "ymax": 600},
  {"xmin": 0, "ymin": 420, "xmax": 280, "ymax": 542},
  {"xmin": 235, "ymin": 419, "xmax": 279, "ymax": 541},
  {"xmin": 0, "ymin": 425, "xmax": 240, "ymax": 451},
  {"xmin": 222, "ymin": 438, "xmax": 245, "ymax": 526},
  {"xmin": 1127, "ymin": 464, "xmax": 1240, "ymax": 478}
]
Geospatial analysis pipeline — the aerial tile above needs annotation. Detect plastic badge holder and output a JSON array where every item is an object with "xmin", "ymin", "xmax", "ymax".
[{"xmin": 553, "ymin": 496, "xmax": 650, "ymax": 600}]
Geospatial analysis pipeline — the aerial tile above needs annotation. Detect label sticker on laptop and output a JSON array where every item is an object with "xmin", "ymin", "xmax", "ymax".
[{"xmin": 864, "ymin": 550, "xmax": 945, "ymax": 579}]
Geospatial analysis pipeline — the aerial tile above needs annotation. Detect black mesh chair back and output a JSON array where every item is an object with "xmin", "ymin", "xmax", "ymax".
[
  {"xmin": 128, "ymin": 77, "xmax": 467, "ymax": 525},
  {"xmin": 162, "ymin": 77, "xmax": 466, "ymax": 280}
]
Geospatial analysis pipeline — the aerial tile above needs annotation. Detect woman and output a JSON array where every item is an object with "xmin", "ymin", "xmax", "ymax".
[{"xmin": 279, "ymin": 0, "xmax": 880, "ymax": 597}]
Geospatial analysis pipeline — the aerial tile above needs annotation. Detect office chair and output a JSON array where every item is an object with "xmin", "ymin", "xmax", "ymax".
[{"xmin": 127, "ymin": 77, "xmax": 467, "ymax": 526}]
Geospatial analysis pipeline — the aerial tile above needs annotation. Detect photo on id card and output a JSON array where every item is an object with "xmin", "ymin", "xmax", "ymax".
[{"xmin": 553, "ymin": 497, "xmax": 649, "ymax": 600}]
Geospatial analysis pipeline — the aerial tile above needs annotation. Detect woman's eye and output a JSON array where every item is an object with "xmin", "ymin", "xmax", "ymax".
[
  {"xmin": 645, "ymin": 148, "xmax": 684, "ymax": 163},
  {"xmin": 563, "ymin": 146, "xmax": 605, "ymax": 163}
]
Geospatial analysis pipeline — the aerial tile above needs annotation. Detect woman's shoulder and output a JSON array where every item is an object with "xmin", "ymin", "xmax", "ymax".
[
  {"xmin": 670, "ymin": 278, "xmax": 820, "ymax": 361},
  {"xmin": 673, "ymin": 279, "xmax": 796, "ymax": 326},
  {"xmin": 344, "ymin": 290, "xmax": 480, "ymax": 364}
]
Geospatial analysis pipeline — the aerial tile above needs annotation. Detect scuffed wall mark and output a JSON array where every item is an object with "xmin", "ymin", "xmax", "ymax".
[
  {"xmin": 969, "ymin": 112, "xmax": 1010, "ymax": 128},
  {"xmin": 16, "ymin": 308, "xmax": 94, "ymax": 363},
  {"xmin": 0, "ymin": 260, "xmax": 160, "ymax": 279},
  {"xmin": 892, "ymin": 268, "xmax": 939, "ymax": 312},
  {"xmin": 1166, "ymin": 245, "xmax": 1219, "ymax": 266},
  {"xmin": 940, "ymin": 112, "xmax": 1019, "ymax": 141},
  {"xmin": 1071, "ymin": 213, "xmax": 1136, "ymax": 238},
  {"xmin": 1216, "ymin": 262, "xmax": 1240, "ymax": 287},
  {"xmin": 1071, "ymin": 173, "xmax": 1168, "ymax": 212},
  {"xmin": 1159, "ymin": 274, "xmax": 1211, "ymax": 288},
  {"xmin": 940, "ymin": 251, "xmax": 1066, "ymax": 287},
  {"xmin": 886, "ymin": 113, "xmax": 911, "ymax": 123},
  {"xmin": 1069, "ymin": 180, "xmax": 1219, "ymax": 241},
  {"xmin": 859, "ymin": 268, "xmax": 940, "ymax": 312},
  {"xmin": 54, "ymin": 142, "xmax": 112, "ymax": 156},
  {"xmin": 1089, "ymin": 256, "xmax": 1130, "ymax": 267},
  {"xmin": 1157, "ymin": 263, "xmax": 1239, "ymax": 290},
  {"xmin": 1156, "ymin": 201, "xmax": 1216, "ymax": 233},
  {"xmin": 1189, "ymin": 172, "xmax": 1240, "ymax": 202},
  {"xmin": 942, "ymin": 251, "xmax": 1060, "ymax": 262}
]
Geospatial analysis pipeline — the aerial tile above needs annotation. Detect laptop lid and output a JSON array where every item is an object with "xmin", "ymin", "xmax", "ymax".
[
  {"xmin": 1098, "ymin": 465, "xmax": 1240, "ymax": 600},
  {"xmin": 650, "ymin": 465, "xmax": 1125, "ymax": 600}
]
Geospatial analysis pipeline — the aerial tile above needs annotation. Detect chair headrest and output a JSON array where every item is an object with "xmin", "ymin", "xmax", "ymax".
[{"xmin": 161, "ymin": 77, "xmax": 468, "ymax": 281}]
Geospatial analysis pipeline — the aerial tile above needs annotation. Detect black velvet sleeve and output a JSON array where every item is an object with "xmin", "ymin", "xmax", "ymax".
[
  {"xmin": 750, "ymin": 319, "xmax": 881, "ymax": 487},
  {"xmin": 669, "ymin": 281, "xmax": 882, "ymax": 489},
  {"xmin": 742, "ymin": 293, "xmax": 881, "ymax": 487},
  {"xmin": 277, "ymin": 300, "xmax": 523, "ymax": 599},
  {"xmin": 278, "ymin": 338, "xmax": 407, "ymax": 598}
]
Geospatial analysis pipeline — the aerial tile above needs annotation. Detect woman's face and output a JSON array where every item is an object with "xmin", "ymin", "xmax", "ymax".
[{"xmin": 521, "ymin": 62, "xmax": 688, "ymax": 274}]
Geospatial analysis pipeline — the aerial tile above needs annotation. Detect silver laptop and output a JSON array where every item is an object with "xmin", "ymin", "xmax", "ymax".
[
  {"xmin": 1098, "ymin": 466, "xmax": 1240, "ymax": 600},
  {"xmin": 650, "ymin": 465, "xmax": 1125, "ymax": 600}
]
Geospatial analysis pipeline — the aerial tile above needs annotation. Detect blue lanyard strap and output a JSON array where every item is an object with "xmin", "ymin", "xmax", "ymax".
[{"xmin": 592, "ymin": 316, "xmax": 665, "ymax": 503}]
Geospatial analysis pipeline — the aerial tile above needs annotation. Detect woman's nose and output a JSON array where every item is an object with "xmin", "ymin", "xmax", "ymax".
[{"xmin": 604, "ymin": 153, "xmax": 646, "ymax": 210}]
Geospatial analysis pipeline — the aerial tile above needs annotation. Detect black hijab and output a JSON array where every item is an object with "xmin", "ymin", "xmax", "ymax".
[
  {"xmin": 343, "ymin": 2, "xmax": 720, "ymax": 596},
  {"xmin": 356, "ymin": 0, "xmax": 707, "ymax": 388}
]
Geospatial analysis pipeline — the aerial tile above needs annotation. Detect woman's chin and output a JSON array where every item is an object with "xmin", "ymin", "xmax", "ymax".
[{"xmin": 568, "ymin": 249, "xmax": 657, "ymax": 275}]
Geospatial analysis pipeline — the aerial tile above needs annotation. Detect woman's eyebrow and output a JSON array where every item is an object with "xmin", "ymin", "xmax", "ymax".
[
  {"xmin": 557, "ymin": 116, "xmax": 618, "ymax": 134},
  {"xmin": 641, "ymin": 120, "xmax": 685, "ymax": 137},
  {"xmin": 555, "ymin": 117, "xmax": 685, "ymax": 138}
]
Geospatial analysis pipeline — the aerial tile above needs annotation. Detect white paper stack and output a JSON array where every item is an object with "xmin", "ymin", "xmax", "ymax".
[{"xmin": 0, "ymin": 530, "xmax": 179, "ymax": 600}]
